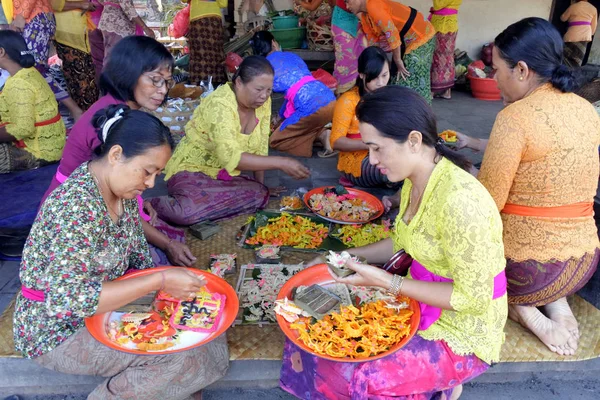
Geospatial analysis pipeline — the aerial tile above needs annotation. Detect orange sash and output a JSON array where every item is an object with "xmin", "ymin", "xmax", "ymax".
[
  {"xmin": 0, "ymin": 112, "xmax": 62, "ymax": 148},
  {"xmin": 502, "ymin": 202, "xmax": 594, "ymax": 218}
]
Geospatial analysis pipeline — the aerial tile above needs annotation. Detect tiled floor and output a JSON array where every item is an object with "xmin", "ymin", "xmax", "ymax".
[{"xmin": 1, "ymin": 90, "xmax": 505, "ymax": 315}]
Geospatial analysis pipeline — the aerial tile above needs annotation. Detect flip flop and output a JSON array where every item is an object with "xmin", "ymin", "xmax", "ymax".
[{"xmin": 317, "ymin": 149, "xmax": 339, "ymax": 158}]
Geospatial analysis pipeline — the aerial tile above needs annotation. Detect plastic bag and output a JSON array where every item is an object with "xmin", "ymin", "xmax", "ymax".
[
  {"xmin": 168, "ymin": 5, "xmax": 190, "ymax": 38},
  {"xmin": 200, "ymin": 76, "xmax": 214, "ymax": 98},
  {"xmin": 279, "ymin": 188, "xmax": 308, "ymax": 211},
  {"xmin": 312, "ymin": 69, "xmax": 337, "ymax": 91}
]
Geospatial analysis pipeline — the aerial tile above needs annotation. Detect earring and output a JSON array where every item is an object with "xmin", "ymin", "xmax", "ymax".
[{"xmin": 519, "ymin": 77, "xmax": 524, "ymax": 81}]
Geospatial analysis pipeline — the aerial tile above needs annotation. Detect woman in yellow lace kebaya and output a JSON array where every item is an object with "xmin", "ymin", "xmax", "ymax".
[
  {"xmin": 0, "ymin": 30, "xmax": 65, "ymax": 173},
  {"xmin": 345, "ymin": 0, "xmax": 436, "ymax": 103},
  {"xmin": 331, "ymin": 46, "xmax": 395, "ymax": 188},
  {"xmin": 151, "ymin": 56, "xmax": 311, "ymax": 226},
  {"xmin": 287, "ymin": 86, "xmax": 508, "ymax": 400},
  {"xmin": 458, "ymin": 18, "xmax": 600, "ymax": 357}
]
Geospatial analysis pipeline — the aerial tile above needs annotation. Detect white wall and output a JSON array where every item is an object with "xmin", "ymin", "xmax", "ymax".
[{"xmin": 239, "ymin": 0, "xmax": 553, "ymax": 59}]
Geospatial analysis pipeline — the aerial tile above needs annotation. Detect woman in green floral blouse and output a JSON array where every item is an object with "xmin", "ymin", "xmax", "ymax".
[{"xmin": 13, "ymin": 105, "xmax": 229, "ymax": 399}]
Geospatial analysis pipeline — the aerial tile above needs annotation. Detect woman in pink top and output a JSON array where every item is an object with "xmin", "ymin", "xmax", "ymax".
[{"xmin": 42, "ymin": 36, "xmax": 196, "ymax": 267}]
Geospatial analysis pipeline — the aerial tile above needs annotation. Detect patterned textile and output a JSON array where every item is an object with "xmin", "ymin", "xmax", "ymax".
[
  {"xmin": 88, "ymin": 29, "xmax": 104, "ymax": 84},
  {"xmin": 13, "ymin": 0, "xmax": 52, "ymax": 22},
  {"xmin": 332, "ymin": 7, "xmax": 366, "ymax": 94},
  {"xmin": 0, "ymin": 143, "xmax": 53, "ymax": 174},
  {"xmin": 390, "ymin": 36, "xmax": 435, "ymax": 104},
  {"xmin": 270, "ymin": 101, "xmax": 335, "ymax": 157},
  {"xmin": 360, "ymin": 0, "xmax": 435, "ymax": 56},
  {"xmin": 148, "ymin": 218, "xmax": 186, "ymax": 266},
  {"xmin": 330, "ymin": 87, "xmax": 366, "ymax": 177},
  {"xmin": 429, "ymin": 0, "xmax": 462, "ymax": 34},
  {"xmin": 54, "ymin": 41, "xmax": 99, "ymax": 110},
  {"xmin": 13, "ymin": 163, "xmax": 154, "ymax": 358},
  {"xmin": 164, "ymin": 83, "xmax": 271, "ymax": 180},
  {"xmin": 267, "ymin": 51, "xmax": 335, "ymax": 131},
  {"xmin": 431, "ymin": 31, "xmax": 457, "ymax": 92},
  {"xmin": 150, "ymin": 171, "xmax": 269, "ymax": 226},
  {"xmin": 187, "ymin": 16, "xmax": 226, "ymax": 85},
  {"xmin": 22, "ymin": 12, "xmax": 70, "ymax": 101},
  {"xmin": 478, "ymin": 84, "xmax": 600, "ymax": 263},
  {"xmin": 564, "ymin": 41, "xmax": 587, "ymax": 68},
  {"xmin": 280, "ymin": 335, "xmax": 489, "ymax": 399},
  {"xmin": 343, "ymin": 156, "xmax": 391, "ymax": 188},
  {"xmin": 0, "ymin": 68, "xmax": 65, "ymax": 162},
  {"xmin": 35, "ymin": 328, "xmax": 229, "ymax": 399},
  {"xmin": 507, "ymin": 248, "xmax": 599, "ymax": 307},
  {"xmin": 97, "ymin": 0, "xmax": 137, "ymax": 37},
  {"xmin": 101, "ymin": 30, "xmax": 124, "ymax": 67},
  {"xmin": 394, "ymin": 157, "xmax": 507, "ymax": 364}
]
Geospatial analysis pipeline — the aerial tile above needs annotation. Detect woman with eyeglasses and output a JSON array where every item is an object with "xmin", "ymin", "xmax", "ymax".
[{"xmin": 41, "ymin": 36, "xmax": 198, "ymax": 268}]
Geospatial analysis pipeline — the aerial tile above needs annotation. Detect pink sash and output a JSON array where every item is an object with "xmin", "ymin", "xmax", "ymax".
[
  {"xmin": 428, "ymin": 7, "xmax": 458, "ymax": 21},
  {"xmin": 54, "ymin": 168, "xmax": 151, "ymax": 221},
  {"xmin": 283, "ymin": 76, "xmax": 316, "ymax": 119},
  {"xmin": 410, "ymin": 259, "xmax": 507, "ymax": 331},
  {"xmin": 569, "ymin": 21, "xmax": 592, "ymax": 27}
]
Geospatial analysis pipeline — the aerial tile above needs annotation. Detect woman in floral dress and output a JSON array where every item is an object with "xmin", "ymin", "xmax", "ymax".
[{"xmin": 14, "ymin": 106, "xmax": 229, "ymax": 399}]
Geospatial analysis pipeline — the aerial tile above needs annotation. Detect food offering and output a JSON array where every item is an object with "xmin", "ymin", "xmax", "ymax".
[
  {"xmin": 326, "ymin": 250, "xmax": 358, "ymax": 278},
  {"xmin": 304, "ymin": 186, "xmax": 384, "ymax": 224},
  {"xmin": 170, "ymin": 288, "xmax": 226, "ymax": 333},
  {"xmin": 280, "ymin": 195, "xmax": 304, "ymax": 211},
  {"xmin": 438, "ymin": 130, "xmax": 457, "ymax": 144},
  {"xmin": 245, "ymin": 212, "xmax": 329, "ymax": 249},
  {"xmin": 209, "ymin": 254, "xmax": 237, "ymax": 277},
  {"xmin": 275, "ymin": 264, "xmax": 420, "ymax": 362},
  {"xmin": 109, "ymin": 309, "xmax": 178, "ymax": 352},
  {"xmin": 331, "ymin": 220, "xmax": 391, "ymax": 248}
]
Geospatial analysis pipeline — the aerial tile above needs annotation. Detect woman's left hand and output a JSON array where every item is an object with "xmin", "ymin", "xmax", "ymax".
[
  {"xmin": 329, "ymin": 259, "xmax": 392, "ymax": 290},
  {"xmin": 165, "ymin": 241, "xmax": 197, "ymax": 267},
  {"xmin": 143, "ymin": 200, "xmax": 158, "ymax": 225}
]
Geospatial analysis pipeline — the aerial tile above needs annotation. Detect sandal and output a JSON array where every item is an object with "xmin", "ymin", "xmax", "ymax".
[{"xmin": 317, "ymin": 149, "xmax": 339, "ymax": 158}]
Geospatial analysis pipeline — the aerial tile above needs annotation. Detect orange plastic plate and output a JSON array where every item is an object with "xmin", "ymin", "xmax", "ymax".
[
  {"xmin": 303, "ymin": 187, "xmax": 385, "ymax": 225},
  {"xmin": 276, "ymin": 264, "xmax": 420, "ymax": 362},
  {"xmin": 85, "ymin": 266, "xmax": 239, "ymax": 355}
]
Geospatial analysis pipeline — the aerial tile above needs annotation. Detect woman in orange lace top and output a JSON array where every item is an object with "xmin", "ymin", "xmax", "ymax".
[
  {"xmin": 459, "ymin": 18, "xmax": 600, "ymax": 357},
  {"xmin": 330, "ymin": 46, "xmax": 394, "ymax": 188}
]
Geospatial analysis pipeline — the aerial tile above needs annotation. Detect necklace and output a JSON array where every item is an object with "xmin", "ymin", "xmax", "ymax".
[{"xmin": 90, "ymin": 165, "xmax": 123, "ymax": 221}]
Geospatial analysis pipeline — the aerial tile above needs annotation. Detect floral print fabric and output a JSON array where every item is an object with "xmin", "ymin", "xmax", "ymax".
[
  {"xmin": 14, "ymin": 163, "xmax": 153, "ymax": 358},
  {"xmin": 393, "ymin": 157, "xmax": 507, "ymax": 364},
  {"xmin": 267, "ymin": 51, "xmax": 335, "ymax": 131}
]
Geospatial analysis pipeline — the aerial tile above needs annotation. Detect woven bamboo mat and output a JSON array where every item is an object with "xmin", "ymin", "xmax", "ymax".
[
  {"xmin": 227, "ymin": 325, "xmax": 285, "ymax": 360},
  {"xmin": 0, "ymin": 296, "xmax": 19, "ymax": 357}
]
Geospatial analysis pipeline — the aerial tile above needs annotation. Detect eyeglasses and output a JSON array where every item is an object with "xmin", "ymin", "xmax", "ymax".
[{"xmin": 145, "ymin": 74, "xmax": 176, "ymax": 90}]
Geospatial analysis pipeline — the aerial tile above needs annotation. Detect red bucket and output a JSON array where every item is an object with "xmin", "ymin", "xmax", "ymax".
[{"xmin": 469, "ymin": 76, "xmax": 501, "ymax": 101}]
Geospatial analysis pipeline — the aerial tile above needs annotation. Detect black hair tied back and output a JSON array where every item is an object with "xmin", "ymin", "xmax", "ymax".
[
  {"xmin": 92, "ymin": 104, "xmax": 174, "ymax": 158},
  {"xmin": 0, "ymin": 30, "xmax": 35, "ymax": 68},
  {"xmin": 551, "ymin": 64, "xmax": 578, "ymax": 93}
]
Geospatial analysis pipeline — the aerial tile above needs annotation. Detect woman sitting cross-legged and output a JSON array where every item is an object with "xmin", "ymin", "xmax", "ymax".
[
  {"xmin": 151, "ymin": 56, "xmax": 310, "ymax": 226},
  {"xmin": 455, "ymin": 18, "xmax": 600, "ymax": 356},
  {"xmin": 293, "ymin": 86, "xmax": 508, "ymax": 399},
  {"xmin": 41, "ymin": 36, "xmax": 196, "ymax": 267},
  {"xmin": 331, "ymin": 46, "xmax": 397, "ymax": 188},
  {"xmin": 13, "ymin": 108, "xmax": 229, "ymax": 399},
  {"xmin": 0, "ymin": 30, "xmax": 66, "ymax": 173}
]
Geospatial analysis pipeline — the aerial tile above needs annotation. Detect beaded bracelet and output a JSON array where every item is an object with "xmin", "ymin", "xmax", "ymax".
[{"xmin": 388, "ymin": 274, "xmax": 404, "ymax": 296}]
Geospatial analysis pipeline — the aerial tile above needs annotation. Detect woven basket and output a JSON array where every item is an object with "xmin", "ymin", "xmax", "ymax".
[{"xmin": 307, "ymin": 20, "xmax": 334, "ymax": 52}]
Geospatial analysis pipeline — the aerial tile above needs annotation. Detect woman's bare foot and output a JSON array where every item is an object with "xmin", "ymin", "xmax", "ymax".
[
  {"xmin": 317, "ymin": 129, "xmax": 338, "ymax": 157},
  {"xmin": 509, "ymin": 304, "xmax": 577, "ymax": 356},
  {"xmin": 543, "ymin": 297, "xmax": 580, "ymax": 340},
  {"xmin": 449, "ymin": 384, "xmax": 463, "ymax": 400}
]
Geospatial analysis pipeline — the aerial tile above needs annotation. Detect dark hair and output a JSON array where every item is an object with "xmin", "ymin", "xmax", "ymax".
[
  {"xmin": 0, "ymin": 30, "xmax": 35, "ymax": 68},
  {"xmin": 92, "ymin": 104, "xmax": 174, "ymax": 158},
  {"xmin": 99, "ymin": 36, "xmax": 174, "ymax": 103},
  {"xmin": 356, "ymin": 86, "xmax": 472, "ymax": 172},
  {"xmin": 232, "ymin": 55, "xmax": 274, "ymax": 84},
  {"xmin": 250, "ymin": 31, "xmax": 275, "ymax": 57},
  {"xmin": 356, "ymin": 46, "xmax": 389, "ymax": 96},
  {"xmin": 495, "ymin": 17, "xmax": 578, "ymax": 93}
]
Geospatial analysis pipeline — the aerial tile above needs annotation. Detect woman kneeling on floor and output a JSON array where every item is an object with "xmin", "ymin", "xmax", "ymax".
[
  {"xmin": 251, "ymin": 31, "xmax": 337, "ymax": 158},
  {"xmin": 151, "ymin": 56, "xmax": 310, "ymax": 226},
  {"xmin": 0, "ymin": 30, "xmax": 65, "ymax": 174},
  {"xmin": 13, "ymin": 107, "xmax": 228, "ymax": 400},
  {"xmin": 292, "ymin": 86, "xmax": 508, "ymax": 399}
]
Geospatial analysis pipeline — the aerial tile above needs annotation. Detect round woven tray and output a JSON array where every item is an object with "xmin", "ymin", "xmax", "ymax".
[{"xmin": 307, "ymin": 21, "xmax": 334, "ymax": 52}]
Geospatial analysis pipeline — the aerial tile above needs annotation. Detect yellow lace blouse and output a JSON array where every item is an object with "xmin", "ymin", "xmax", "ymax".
[
  {"xmin": 393, "ymin": 157, "xmax": 507, "ymax": 364},
  {"xmin": 478, "ymin": 84, "xmax": 600, "ymax": 263},
  {"xmin": 430, "ymin": 0, "xmax": 462, "ymax": 34},
  {"xmin": 164, "ymin": 83, "xmax": 271, "ymax": 180},
  {"xmin": 0, "ymin": 68, "xmax": 65, "ymax": 161}
]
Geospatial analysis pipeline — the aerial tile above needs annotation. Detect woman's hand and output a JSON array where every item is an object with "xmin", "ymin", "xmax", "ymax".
[
  {"xmin": 279, "ymin": 158, "xmax": 311, "ymax": 180},
  {"xmin": 454, "ymin": 131, "xmax": 472, "ymax": 150},
  {"xmin": 382, "ymin": 194, "xmax": 400, "ymax": 213},
  {"xmin": 143, "ymin": 200, "xmax": 158, "ymax": 225},
  {"xmin": 393, "ymin": 54, "xmax": 410, "ymax": 81},
  {"xmin": 162, "ymin": 268, "xmax": 206, "ymax": 299},
  {"xmin": 10, "ymin": 15, "xmax": 26, "ymax": 33},
  {"xmin": 329, "ymin": 259, "xmax": 392, "ymax": 289},
  {"xmin": 165, "ymin": 241, "xmax": 197, "ymax": 267},
  {"xmin": 143, "ymin": 26, "xmax": 156, "ymax": 39},
  {"xmin": 269, "ymin": 186, "xmax": 287, "ymax": 197}
]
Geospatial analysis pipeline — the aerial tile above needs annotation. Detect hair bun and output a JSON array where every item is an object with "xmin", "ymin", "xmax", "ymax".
[{"xmin": 550, "ymin": 63, "xmax": 577, "ymax": 93}]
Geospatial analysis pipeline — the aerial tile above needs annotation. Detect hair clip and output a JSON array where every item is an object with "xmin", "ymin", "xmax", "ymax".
[
  {"xmin": 101, "ymin": 108, "xmax": 125, "ymax": 142},
  {"xmin": 20, "ymin": 50, "xmax": 33, "ymax": 56}
]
